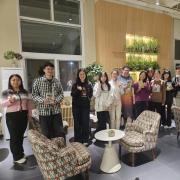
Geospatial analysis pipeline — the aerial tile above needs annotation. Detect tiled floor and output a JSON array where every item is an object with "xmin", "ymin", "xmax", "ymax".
[{"xmin": 0, "ymin": 125, "xmax": 180, "ymax": 180}]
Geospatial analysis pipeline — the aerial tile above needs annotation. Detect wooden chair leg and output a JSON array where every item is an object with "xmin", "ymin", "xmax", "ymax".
[
  {"xmin": 131, "ymin": 153, "xmax": 135, "ymax": 167},
  {"xmin": 177, "ymin": 132, "xmax": 180, "ymax": 140},
  {"xmin": 151, "ymin": 148, "xmax": 156, "ymax": 160}
]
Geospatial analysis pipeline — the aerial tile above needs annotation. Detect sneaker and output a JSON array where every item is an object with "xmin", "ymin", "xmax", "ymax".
[
  {"xmin": 23, "ymin": 154, "xmax": 27, "ymax": 159},
  {"xmin": 83, "ymin": 142, "xmax": 89, "ymax": 147},
  {"xmin": 14, "ymin": 157, "xmax": 26, "ymax": 164},
  {"xmin": 92, "ymin": 138, "xmax": 96, "ymax": 143}
]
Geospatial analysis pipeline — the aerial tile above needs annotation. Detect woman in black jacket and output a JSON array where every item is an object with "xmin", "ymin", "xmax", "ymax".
[
  {"xmin": 161, "ymin": 69, "xmax": 174, "ymax": 127},
  {"xmin": 71, "ymin": 68, "xmax": 93, "ymax": 145}
]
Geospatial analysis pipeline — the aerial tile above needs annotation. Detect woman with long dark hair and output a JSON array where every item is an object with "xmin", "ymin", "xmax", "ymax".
[
  {"xmin": 93, "ymin": 72, "xmax": 113, "ymax": 132},
  {"xmin": 71, "ymin": 68, "xmax": 93, "ymax": 145},
  {"xmin": 161, "ymin": 69, "xmax": 174, "ymax": 128},
  {"xmin": 1, "ymin": 74, "xmax": 32, "ymax": 164},
  {"xmin": 133, "ymin": 71, "xmax": 151, "ymax": 118},
  {"xmin": 149, "ymin": 70, "xmax": 166, "ymax": 126}
]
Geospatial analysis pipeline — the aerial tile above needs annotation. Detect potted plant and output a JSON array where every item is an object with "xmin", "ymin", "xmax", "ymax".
[
  {"xmin": 85, "ymin": 62, "xmax": 103, "ymax": 86},
  {"xmin": 4, "ymin": 50, "xmax": 22, "ymax": 67}
]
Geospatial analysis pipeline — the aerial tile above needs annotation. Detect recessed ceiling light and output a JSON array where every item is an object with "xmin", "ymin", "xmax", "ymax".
[
  {"xmin": 69, "ymin": 18, "xmax": 72, "ymax": 21},
  {"xmin": 156, "ymin": 0, "xmax": 159, "ymax": 5}
]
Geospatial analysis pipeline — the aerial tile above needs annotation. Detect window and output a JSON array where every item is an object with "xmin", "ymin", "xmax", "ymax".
[
  {"xmin": 175, "ymin": 40, "xmax": 180, "ymax": 60},
  {"xmin": 59, "ymin": 61, "xmax": 80, "ymax": 91},
  {"xmin": 19, "ymin": 0, "xmax": 83, "ymax": 92},
  {"xmin": 26, "ymin": 59, "xmax": 54, "ymax": 91},
  {"xmin": 21, "ymin": 21, "xmax": 81, "ymax": 55},
  {"xmin": 19, "ymin": 0, "xmax": 51, "ymax": 20},
  {"xmin": 54, "ymin": 0, "xmax": 81, "ymax": 24}
]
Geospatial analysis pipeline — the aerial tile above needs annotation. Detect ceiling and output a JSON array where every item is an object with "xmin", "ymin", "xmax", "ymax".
[
  {"xmin": 107, "ymin": 0, "xmax": 180, "ymax": 18},
  {"xmin": 137, "ymin": 0, "xmax": 180, "ymax": 10}
]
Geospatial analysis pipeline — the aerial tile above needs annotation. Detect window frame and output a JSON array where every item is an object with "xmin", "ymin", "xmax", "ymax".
[{"xmin": 18, "ymin": 0, "xmax": 84, "ymax": 93}]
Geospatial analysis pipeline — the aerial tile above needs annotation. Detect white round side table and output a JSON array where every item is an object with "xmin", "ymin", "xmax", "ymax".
[{"xmin": 95, "ymin": 129, "xmax": 125, "ymax": 173}]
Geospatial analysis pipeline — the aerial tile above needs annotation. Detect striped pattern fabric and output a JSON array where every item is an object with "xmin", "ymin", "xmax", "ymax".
[
  {"xmin": 32, "ymin": 76, "xmax": 64, "ymax": 116},
  {"xmin": 28, "ymin": 130, "xmax": 91, "ymax": 180},
  {"xmin": 120, "ymin": 110, "xmax": 160, "ymax": 153}
]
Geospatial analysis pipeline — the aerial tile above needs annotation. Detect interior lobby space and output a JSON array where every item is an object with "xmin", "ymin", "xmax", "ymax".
[{"xmin": 1, "ymin": 0, "xmax": 180, "ymax": 180}]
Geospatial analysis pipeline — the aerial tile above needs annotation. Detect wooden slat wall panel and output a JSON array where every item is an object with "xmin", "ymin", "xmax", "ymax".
[{"xmin": 95, "ymin": 1, "xmax": 173, "ymax": 73}]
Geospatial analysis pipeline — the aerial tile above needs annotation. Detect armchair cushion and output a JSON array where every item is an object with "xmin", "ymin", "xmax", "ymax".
[
  {"xmin": 121, "ymin": 131, "xmax": 144, "ymax": 147},
  {"xmin": 70, "ymin": 142, "xmax": 91, "ymax": 166}
]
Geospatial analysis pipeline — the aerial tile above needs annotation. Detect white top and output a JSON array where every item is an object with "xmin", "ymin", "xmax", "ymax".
[
  {"xmin": 93, "ymin": 82, "xmax": 114, "ymax": 112},
  {"xmin": 109, "ymin": 80, "xmax": 124, "ymax": 105},
  {"xmin": 95, "ymin": 129, "xmax": 125, "ymax": 141}
]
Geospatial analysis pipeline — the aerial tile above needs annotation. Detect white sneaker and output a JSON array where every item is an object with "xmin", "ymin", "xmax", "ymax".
[
  {"xmin": 14, "ymin": 157, "xmax": 26, "ymax": 164},
  {"xmin": 92, "ymin": 138, "xmax": 96, "ymax": 143}
]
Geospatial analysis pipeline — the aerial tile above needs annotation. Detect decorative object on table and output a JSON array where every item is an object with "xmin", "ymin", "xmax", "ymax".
[
  {"xmin": 4, "ymin": 50, "xmax": 23, "ymax": 67},
  {"xmin": 108, "ymin": 129, "xmax": 115, "ymax": 137}
]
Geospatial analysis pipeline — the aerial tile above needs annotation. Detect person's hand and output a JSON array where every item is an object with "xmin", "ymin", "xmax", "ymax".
[
  {"xmin": 8, "ymin": 95, "xmax": 16, "ymax": 103},
  {"xmin": 77, "ymin": 86, "xmax": 82, "ymax": 91}
]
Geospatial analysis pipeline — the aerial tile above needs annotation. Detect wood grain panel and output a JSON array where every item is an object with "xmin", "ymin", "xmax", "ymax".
[{"xmin": 95, "ymin": 1, "xmax": 173, "ymax": 73}]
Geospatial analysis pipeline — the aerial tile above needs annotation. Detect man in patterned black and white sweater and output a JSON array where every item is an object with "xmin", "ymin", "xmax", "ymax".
[{"xmin": 32, "ymin": 62, "xmax": 64, "ymax": 139}]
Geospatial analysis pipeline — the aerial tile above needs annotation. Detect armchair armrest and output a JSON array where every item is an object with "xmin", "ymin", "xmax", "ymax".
[
  {"xmin": 143, "ymin": 130, "xmax": 156, "ymax": 136},
  {"xmin": 56, "ymin": 147, "xmax": 78, "ymax": 175},
  {"xmin": 51, "ymin": 137, "xmax": 66, "ymax": 148}
]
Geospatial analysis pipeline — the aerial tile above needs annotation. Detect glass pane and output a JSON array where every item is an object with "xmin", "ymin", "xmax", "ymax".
[
  {"xmin": 26, "ymin": 59, "xmax": 54, "ymax": 92},
  {"xmin": 19, "ymin": 0, "xmax": 51, "ymax": 20},
  {"xmin": 21, "ymin": 21, "xmax": 81, "ymax": 55},
  {"xmin": 54, "ymin": 0, "xmax": 80, "ymax": 24},
  {"xmin": 59, "ymin": 61, "xmax": 80, "ymax": 91}
]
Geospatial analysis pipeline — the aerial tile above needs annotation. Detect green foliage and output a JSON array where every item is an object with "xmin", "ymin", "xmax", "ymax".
[
  {"xmin": 126, "ymin": 37, "xmax": 159, "ymax": 54},
  {"xmin": 126, "ymin": 58, "xmax": 160, "ymax": 71},
  {"xmin": 4, "ymin": 50, "xmax": 22, "ymax": 60},
  {"xmin": 85, "ymin": 63, "xmax": 103, "ymax": 86}
]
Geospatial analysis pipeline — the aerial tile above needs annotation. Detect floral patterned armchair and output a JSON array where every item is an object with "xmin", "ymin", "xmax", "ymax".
[
  {"xmin": 119, "ymin": 110, "xmax": 160, "ymax": 166},
  {"xmin": 28, "ymin": 129, "xmax": 91, "ymax": 180},
  {"xmin": 172, "ymin": 106, "xmax": 180, "ymax": 140}
]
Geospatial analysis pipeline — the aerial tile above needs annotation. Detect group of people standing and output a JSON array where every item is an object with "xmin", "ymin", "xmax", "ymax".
[
  {"xmin": 2, "ymin": 61, "xmax": 180, "ymax": 164},
  {"xmin": 71, "ymin": 65, "xmax": 180, "ymax": 146}
]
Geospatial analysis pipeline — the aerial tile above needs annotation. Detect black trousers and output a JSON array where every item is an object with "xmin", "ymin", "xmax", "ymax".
[
  {"xmin": 72, "ymin": 107, "xmax": 90, "ymax": 143},
  {"xmin": 6, "ymin": 111, "xmax": 28, "ymax": 161},
  {"xmin": 134, "ymin": 101, "xmax": 148, "ymax": 119},
  {"xmin": 161, "ymin": 103, "xmax": 172, "ymax": 127},
  {"xmin": 39, "ymin": 113, "xmax": 64, "ymax": 139},
  {"xmin": 96, "ymin": 111, "xmax": 110, "ymax": 132},
  {"xmin": 149, "ymin": 102, "xmax": 164, "ymax": 125}
]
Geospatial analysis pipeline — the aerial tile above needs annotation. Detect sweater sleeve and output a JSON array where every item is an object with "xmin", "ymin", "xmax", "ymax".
[
  {"xmin": 93, "ymin": 82, "xmax": 102, "ymax": 97},
  {"xmin": 71, "ymin": 83, "xmax": 81, "ymax": 97},
  {"xmin": 0, "ymin": 98, "xmax": 12, "ymax": 107},
  {"xmin": 162, "ymin": 81, "xmax": 166, "ymax": 105}
]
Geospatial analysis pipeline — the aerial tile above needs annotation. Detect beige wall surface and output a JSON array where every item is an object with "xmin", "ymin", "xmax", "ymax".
[
  {"xmin": 0, "ymin": 0, "xmax": 21, "ymax": 68},
  {"xmin": 82, "ymin": 0, "xmax": 96, "ymax": 66},
  {"xmin": 95, "ymin": 0, "xmax": 173, "ymax": 73}
]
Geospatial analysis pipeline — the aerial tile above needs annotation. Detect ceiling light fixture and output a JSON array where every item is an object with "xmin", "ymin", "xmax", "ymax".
[{"xmin": 155, "ymin": 0, "xmax": 159, "ymax": 6}]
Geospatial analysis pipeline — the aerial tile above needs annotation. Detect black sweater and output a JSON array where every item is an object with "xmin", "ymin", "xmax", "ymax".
[{"xmin": 71, "ymin": 82, "xmax": 93, "ymax": 108}]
